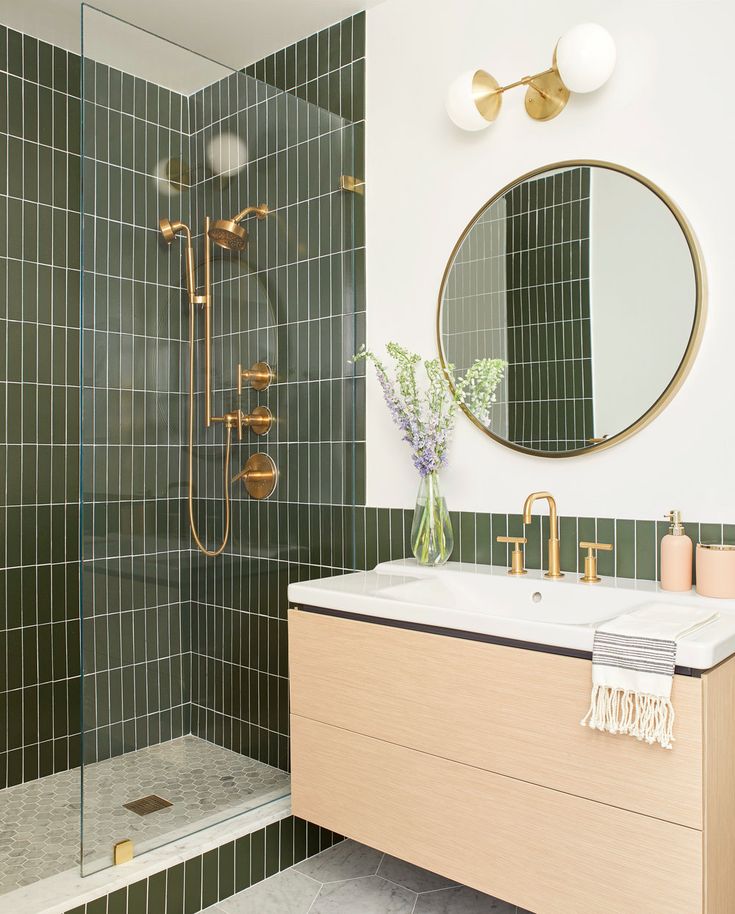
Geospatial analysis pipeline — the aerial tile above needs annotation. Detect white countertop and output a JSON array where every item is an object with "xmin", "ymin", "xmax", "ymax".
[{"xmin": 288, "ymin": 559, "xmax": 735, "ymax": 671}]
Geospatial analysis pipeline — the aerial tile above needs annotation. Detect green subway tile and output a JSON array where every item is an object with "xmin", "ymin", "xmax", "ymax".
[
  {"xmin": 635, "ymin": 520, "xmax": 657, "ymax": 581},
  {"xmin": 596, "ymin": 517, "xmax": 615, "ymax": 577},
  {"xmin": 559, "ymin": 515, "xmax": 578, "ymax": 573},
  {"xmin": 127, "ymin": 879, "xmax": 148, "ymax": 914},
  {"xmin": 490, "ymin": 514, "xmax": 508, "ymax": 566},
  {"xmin": 294, "ymin": 817, "xmax": 308, "ymax": 864},
  {"xmin": 279, "ymin": 818, "xmax": 294, "ymax": 870},
  {"xmin": 474, "ymin": 513, "xmax": 492, "ymax": 566},
  {"xmin": 700, "ymin": 522, "xmax": 723, "ymax": 546},
  {"xmin": 459, "ymin": 512, "xmax": 476, "ymax": 563},
  {"xmin": 86, "ymin": 903, "xmax": 106, "ymax": 914},
  {"xmin": 523, "ymin": 514, "xmax": 542, "ymax": 570},
  {"xmin": 107, "ymin": 888, "xmax": 127, "ymax": 914},
  {"xmin": 250, "ymin": 827, "xmax": 265, "ymax": 884},
  {"xmin": 166, "ymin": 863, "xmax": 185, "ymax": 914},
  {"xmin": 148, "ymin": 871, "xmax": 166, "ymax": 914},
  {"xmin": 218, "ymin": 841, "xmax": 235, "ymax": 900},
  {"xmin": 184, "ymin": 855, "xmax": 202, "ymax": 914},
  {"xmin": 235, "ymin": 834, "xmax": 252, "ymax": 893},
  {"xmin": 616, "ymin": 519, "xmax": 636, "ymax": 579},
  {"xmin": 265, "ymin": 822, "xmax": 280, "ymax": 878},
  {"xmin": 201, "ymin": 849, "xmax": 219, "ymax": 908}
]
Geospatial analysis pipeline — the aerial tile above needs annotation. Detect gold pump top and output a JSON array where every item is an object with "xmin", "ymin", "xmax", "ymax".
[{"xmin": 666, "ymin": 509, "xmax": 685, "ymax": 535}]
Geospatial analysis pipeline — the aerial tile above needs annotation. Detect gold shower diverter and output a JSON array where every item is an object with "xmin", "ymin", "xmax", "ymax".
[
  {"xmin": 232, "ymin": 453, "xmax": 278, "ymax": 500},
  {"xmin": 237, "ymin": 361, "xmax": 274, "ymax": 393},
  {"xmin": 217, "ymin": 406, "xmax": 273, "ymax": 439}
]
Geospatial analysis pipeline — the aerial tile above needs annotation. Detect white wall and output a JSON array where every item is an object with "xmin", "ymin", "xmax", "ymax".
[
  {"xmin": 364, "ymin": 0, "xmax": 734, "ymax": 523},
  {"xmin": 589, "ymin": 167, "xmax": 695, "ymax": 437}
]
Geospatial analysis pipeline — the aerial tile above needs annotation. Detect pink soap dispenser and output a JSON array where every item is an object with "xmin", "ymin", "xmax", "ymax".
[{"xmin": 660, "ymin": 510, "xmax": 693, "ymax": 592}]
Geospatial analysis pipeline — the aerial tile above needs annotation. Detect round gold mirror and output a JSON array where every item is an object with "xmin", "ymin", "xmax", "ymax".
[{"xmin": 437, "ymin": 161, "xmax": 705, "ymax": 457}]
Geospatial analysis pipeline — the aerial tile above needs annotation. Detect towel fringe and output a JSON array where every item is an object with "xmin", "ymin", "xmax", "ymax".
[{"xmin": 580, "ymin": 684, "xmax": 676, "ymax": 750}]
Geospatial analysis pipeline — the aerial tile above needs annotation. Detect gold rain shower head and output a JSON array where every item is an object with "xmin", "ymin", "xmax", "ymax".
[{"xmin": 208, "ymin": 204, "xmax": 269, "ymax": 252}]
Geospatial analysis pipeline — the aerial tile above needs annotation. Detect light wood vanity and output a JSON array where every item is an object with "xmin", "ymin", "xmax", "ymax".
[{"xmin": 288, "ymin": 607, "xmax": 735, "ymax": 914}]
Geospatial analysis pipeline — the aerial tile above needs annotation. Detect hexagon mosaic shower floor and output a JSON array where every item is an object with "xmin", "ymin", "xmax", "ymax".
[
  {"xmin": 0, "ymin": 736, "xmax": 290, "ymax": 896},
  {"xmin": 204, "ymin": 840, "xmax": 535, "ymax": 914}
]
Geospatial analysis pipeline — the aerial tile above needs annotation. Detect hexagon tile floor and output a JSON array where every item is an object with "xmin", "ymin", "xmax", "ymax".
[
  {"xmin": 203, "ymin": 839, "xmax": 535, "ymax": 914},
  {"xmin": 0, "ymin": 736, "xmax": 290, "ymax": 896}
]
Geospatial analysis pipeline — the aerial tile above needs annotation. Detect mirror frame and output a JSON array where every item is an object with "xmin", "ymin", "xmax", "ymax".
[{"xmin": 437, "ymin": 160, "xmax": 707, "ymax": 458}]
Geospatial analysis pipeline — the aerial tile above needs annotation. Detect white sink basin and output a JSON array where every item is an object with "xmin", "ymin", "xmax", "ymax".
[{"xmin": 287, "ymin": 558, "xmax": 735, "ymax": 670}]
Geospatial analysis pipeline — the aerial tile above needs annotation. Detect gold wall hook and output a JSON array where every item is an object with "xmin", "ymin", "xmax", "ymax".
[
  {"xmin": 497, "ymin": 535, "xmax": 528, "ymax": 576},
  {"xmin": 579, "ymin": 541, "xmax": 614, "ymax": 583},
  {"xmin": 232, "ymin": 453, "xmax": 278, "ymax": 500},
  {"xmin": 237, "ymin": 361, "xmax": 274, "ymax": 394}
]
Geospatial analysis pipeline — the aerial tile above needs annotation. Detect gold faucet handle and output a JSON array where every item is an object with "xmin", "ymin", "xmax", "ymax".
[
  {"xmin": 232, "ymin": 453, "xmax": 278, "ymax": 500},
  {"xmin": 497, "ymin": 536, "xmax": 528, "ymax": 576},
  {"xmin": 237, "ymin": 361, "xmax": 273, "ymax": 394},
  {"xmin": 579, "ymin": 541, "xmax": 613, "ymax": 583}
]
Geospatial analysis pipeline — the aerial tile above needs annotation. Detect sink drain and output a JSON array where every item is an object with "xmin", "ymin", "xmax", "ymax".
[{"xmin": 531, "ymin": 591, "xmax": 542, "ymax": 603}]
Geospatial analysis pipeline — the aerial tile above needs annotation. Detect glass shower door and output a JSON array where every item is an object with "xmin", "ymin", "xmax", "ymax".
[{"xmin": 80, "ymin": 4, "xmax": 362, "ymax": 875}]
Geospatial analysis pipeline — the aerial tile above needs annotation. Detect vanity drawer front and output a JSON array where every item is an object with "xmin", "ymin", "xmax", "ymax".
[
  {"xmin": 291, "ymin": 715, "xmax": 702, "ymax": 914},
  {"xmin": 288, "ymin": 609, "xmax": 703, "ymax": 827}
]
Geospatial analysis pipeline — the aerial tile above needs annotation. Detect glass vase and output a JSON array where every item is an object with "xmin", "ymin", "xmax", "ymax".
[{"xmin": 410, "ymin": 471, "xmax": 454, "ymax": 566}]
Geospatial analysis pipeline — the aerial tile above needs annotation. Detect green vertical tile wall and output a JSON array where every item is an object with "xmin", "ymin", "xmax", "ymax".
[
  {"xmin": 79, "ymin": 53, "xmax": 192, "ymax": 767},
  {"xmin": 187, "ymin": 14, "xmax": 366, "ymax": 771},
  {"xmin": 61, "ymin": 816, "xmax": 340, "ymax": 914},
  {"xmin": 0, "ymin": 23, "xmax": 82, "ymax": 788}
]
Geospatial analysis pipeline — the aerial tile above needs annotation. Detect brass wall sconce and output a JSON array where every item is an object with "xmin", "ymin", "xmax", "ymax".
[
  {"xmin": 233, "ymin": 453, "xmax": 278, "ymax": 500},
  {"xmin": 237, "ymin": 361, "xmax": 274, "ymax": 393},
  {"xmin": 446, "ymin": 22, "xmax": 616, "ymax": 129}
]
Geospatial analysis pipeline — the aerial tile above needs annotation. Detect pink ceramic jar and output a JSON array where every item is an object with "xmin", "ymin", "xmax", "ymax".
[{"xmin": 696, "ymin": 544, "xmax": 735, "ymax": 599}]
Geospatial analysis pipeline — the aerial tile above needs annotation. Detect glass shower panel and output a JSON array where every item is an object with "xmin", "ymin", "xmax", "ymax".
[{"xmin": 80, "ymin": 5, "xmax": 361, "ymax": 876}]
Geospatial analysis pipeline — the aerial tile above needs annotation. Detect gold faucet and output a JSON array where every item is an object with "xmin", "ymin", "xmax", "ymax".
[{"xmin": 522, "ymin": 491, "xmax": 564, "ymax": 579}]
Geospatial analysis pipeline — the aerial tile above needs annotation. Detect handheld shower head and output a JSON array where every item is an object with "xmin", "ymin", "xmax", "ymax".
[
  {"xmin": 208, "ymin": 204, "xmax": 268, "ymax": 252},
  {"xmin": 159, "ymin": 217, "xmax": 196, "ymax": 302}
]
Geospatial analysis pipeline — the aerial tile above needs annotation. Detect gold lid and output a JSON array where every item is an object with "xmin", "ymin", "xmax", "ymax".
[
  {"xmin": 666, "ymin": 509, "xmax": 685, "ymax": 535},
  {"xmin": 698, "ymin": 543, "xmax": 735, "ymax": 551}
]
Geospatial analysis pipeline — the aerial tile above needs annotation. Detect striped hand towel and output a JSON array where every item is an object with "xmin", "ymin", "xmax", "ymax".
[{"xmin": 581, "ymin": 603, "xmax": 718, "ymax": 749}]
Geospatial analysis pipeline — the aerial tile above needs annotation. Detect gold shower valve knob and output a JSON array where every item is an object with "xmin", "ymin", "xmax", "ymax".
[
  {"xmin": 237, "ymin": 361, "xmax": 274, "ymax": 393},
  {"xmin": 232, "ymin": 453, "xmax": 278, "ymax": 500},
  {"xmin": 223, "ymin": 406, "xmax": 273, "ymax": 439}
]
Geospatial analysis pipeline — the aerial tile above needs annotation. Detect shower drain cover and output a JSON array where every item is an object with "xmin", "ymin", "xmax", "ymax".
[{"xmin": 123, "ymin": 794, "xmax": 173, "ymax": 816}]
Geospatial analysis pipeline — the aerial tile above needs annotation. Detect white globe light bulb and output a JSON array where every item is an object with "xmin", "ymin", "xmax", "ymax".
[
  {"xmin": 556, "ymin": 23, "xmax": 616, "ymax": 94},
  {"xmin": 446, "ymin": 70, "xmax": 498, "ymax": 131}
]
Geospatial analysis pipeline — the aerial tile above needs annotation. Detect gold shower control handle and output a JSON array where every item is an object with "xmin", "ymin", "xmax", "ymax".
[
  {"xmin": 237, "ymin": 361, "xmax": 273, "ymax": 394},
  {"xmin": 497, "ymin": 535, "xmax": 528, "ymax": 576},
  {"xmin": 579, "ymin": 541, "xmax": 614, "ymax": 584},
  {"xmin": 222, "ymin": 406, "xmax": 273, "ymax": 440},
  {"xmin": 232, "ymin": 453, "xmax": 278, "ymax": 500}
]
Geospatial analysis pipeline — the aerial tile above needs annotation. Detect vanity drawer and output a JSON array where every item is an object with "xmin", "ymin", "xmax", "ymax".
[
  {"xmin": 288, "ymin": 609, "xmax": 703, "ymax": 827},
  {"xmin": 291, "ymin": 715, "xmax": 702, "ymax": 914}
]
